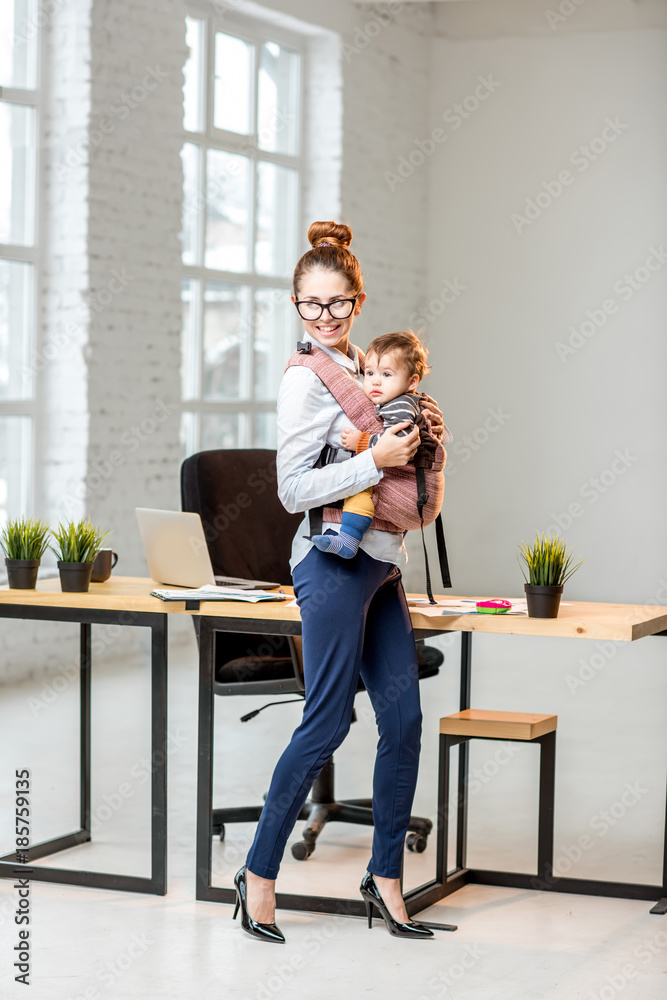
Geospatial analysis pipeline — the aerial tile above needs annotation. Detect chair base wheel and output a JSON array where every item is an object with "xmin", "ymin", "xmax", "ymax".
[
  {"xmin": 406, "ymin": 832, "xmax": 428, "ymax": 853},
  {"xmin": 212, "ymin": 823, "xmax": 226, "ymax": 842},
  {"xmin": 292, "ymin": 840, "xmax": 315, "ymax": 861}
]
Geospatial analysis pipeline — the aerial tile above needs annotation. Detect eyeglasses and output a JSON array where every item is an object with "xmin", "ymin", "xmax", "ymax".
[{"xmin": 294, "ymin": 297, "xmax": 357, "ymax": 321}]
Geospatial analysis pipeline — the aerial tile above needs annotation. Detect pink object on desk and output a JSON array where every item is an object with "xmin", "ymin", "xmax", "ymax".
[{"xmin": 476, "ymin": 599, "xmax": 512, "ymax": 614}]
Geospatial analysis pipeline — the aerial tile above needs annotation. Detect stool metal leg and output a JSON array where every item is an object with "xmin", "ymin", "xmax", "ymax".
[
  {"xmin": 436, "ymin": 733, "xmax": 450, "ymax": 884},
  {"xmin": 437, "ymin": 733, "xmax": 468, "ymax": 883},
  {"xmin": 537, "ymin": 732, "xmax": 556, "ymax": 884},
  {"xmin": 439, "ymin": 732, "xmax": 557, "ymax": 896}
]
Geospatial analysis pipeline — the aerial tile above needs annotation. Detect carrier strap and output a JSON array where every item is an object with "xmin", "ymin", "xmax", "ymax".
[{"xmin": 416, "ymin": 466, "xmax": 452, "ymax": 604}]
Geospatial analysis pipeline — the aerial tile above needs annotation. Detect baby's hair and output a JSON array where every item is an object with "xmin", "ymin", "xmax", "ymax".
[{"xmin": 364, "ymin": 330, "xmax": 431, "ymax": 382}]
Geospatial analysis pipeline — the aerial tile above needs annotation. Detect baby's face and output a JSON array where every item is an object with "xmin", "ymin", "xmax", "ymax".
[{"xmin": 363, "ymin": 351, "xmax": 419, "ymax": 406}]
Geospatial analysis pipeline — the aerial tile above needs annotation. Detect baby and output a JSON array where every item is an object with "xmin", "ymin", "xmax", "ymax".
[{"xmin": 312, "ymin": 330, "xmax": 430, "ymax": 558}]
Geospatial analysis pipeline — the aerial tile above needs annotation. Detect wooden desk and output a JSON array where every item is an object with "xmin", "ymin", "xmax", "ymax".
[
  {"xmin": 193, "ymin": 588, "xmax": 667, "ymax": 919},
  {"xmin": 2, "ymin": 578, "xmax": 666, "ymax": 916},
  {"xmin": 0, "ymin": 577, "xmax": 172, "ymax": 895}
]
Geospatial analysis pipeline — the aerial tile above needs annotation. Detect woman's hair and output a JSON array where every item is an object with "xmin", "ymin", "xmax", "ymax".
[
  {"xmin": 365, "ymin": 330, "xmax": 431, "ymax": 382},
  {"xmin": 293, "ymin": 221, "xmax": 364, "ymax": 297}
]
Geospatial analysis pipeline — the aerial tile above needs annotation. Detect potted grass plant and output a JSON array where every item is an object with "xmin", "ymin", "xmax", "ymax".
[
  {"xmin": 50, "ymin": 517, "xmax": 110, "ymax": 593},
  {"xmin": 1, "ymin": 517, "xmax": 50, "ymax": 589},
  {"xmin": 517, "ymin": 531, "xmax": 586, "ymax": 618}
]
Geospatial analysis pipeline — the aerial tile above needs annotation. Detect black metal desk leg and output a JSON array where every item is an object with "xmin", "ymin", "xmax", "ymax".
[
  {"xmin": 151, "ymin": 615, "xmax": 168, "ymax": 895},
  {"xmin": 456, "ymin": 632, "xmax": 472, "ymax": 870},
  {"xmin": 649, "ymin": 768, "xmax": 667, "ymax": 914},
  {"xmin": 0, "ymin": 609, "xmax": 169, "ymax": 894},
  {"xmin": 79, "ymin": 623, "xmax": 92, "ymax": 845},
  {"xmin": 196, "ymin": 618, "xmax": 215, "ymax": 901}
]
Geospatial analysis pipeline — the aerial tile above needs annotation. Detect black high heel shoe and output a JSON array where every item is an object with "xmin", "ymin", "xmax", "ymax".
[
  {"xmin": 233, "ymin": 866, "xmax": 285, "ymax": 943},
  {"xmin": 360, "ymin": 872, "xmax": 434, "ymax": 939}
]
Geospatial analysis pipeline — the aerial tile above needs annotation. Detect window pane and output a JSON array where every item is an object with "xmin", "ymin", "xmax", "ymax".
[
  {"xmin": 0, "ymin": 259, "xmax": 32, "ymax": 400},
  {"xmin": 255, "ymin": 162, "xmax": 298, "ymax": 277},
  {"xmin": 0, "ymin": 101, "xmax": 36, "ymax": 246},
  {"xmin": 180, "ymin": 411, "xmax": 197, "ymax": 459},
  {"xmin": 201, "ymin": 412, "xmax": 240, "ymax": 450},
  {"xmin": 214, "ymin": 33, "xmax": 253, "ymax": 135},
  {"xmin": 181, "ymin": 279, "xmax": 199, "ymax": 400},
  {"xmin": 0, "ymin": 0, "xmax": 38, "ymax": 89},
  {"xmin": 0, "ymin": 416, "xmax": 30, "ymax": 522},
  {"xmin": 203, "ymin": 282, "xmax": 249, "ymax": 400},
  {"xmin": 205, "ymin": 149, "xmax": 250, "ymax": 272},
  {"xmin": 183, "ymin": 17, "xmax": 205, "ymax": 132},
  {"xmin": 253, "ymin": 287, "xmax": 294, "ymax": 401},
  {"xmin": 181, "ymin": 142, "xmax": 201, "ymax": 265},
  {"xmin": 253, "ymin": 412, "xmax": 276, "ymax": 448},
  {"xmin": 258, "ymin": 41, "xmax": 300, "ymax": 155}
]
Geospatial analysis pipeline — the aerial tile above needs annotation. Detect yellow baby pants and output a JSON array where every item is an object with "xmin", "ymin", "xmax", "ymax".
[{"xmin": 342, "ymin": 486, "xmax": 375, "ymax": 518}]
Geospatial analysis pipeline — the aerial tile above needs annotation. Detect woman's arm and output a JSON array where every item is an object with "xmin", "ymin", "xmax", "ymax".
[{"xmin": 276, "ymin": 367, "xmax": 383, "ymax": 514}]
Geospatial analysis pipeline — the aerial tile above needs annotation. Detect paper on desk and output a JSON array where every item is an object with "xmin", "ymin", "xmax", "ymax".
[
  {"xmin": 285, "ymin": 596, "xmax": 572, "ymax": 615},
  {"xmin": 407, "ymin": 596, "xmax": 573, "ymax": 617},
  {"xmin": 408, "ymin": 597, "xmax": 529, "ymax": 617},
  {"xmin": 409, "ymin": 602, "xmax": 498, "ymax": 617},
  {"xmin": 151, "ymin": 585, "xmax": 287, "ymax": 603}
]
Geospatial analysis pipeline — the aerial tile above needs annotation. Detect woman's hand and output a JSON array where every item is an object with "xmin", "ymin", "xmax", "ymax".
[
  {"xmin": 418, "ymin": 393, "xmax": 444, "ymax": 442},
  {"xmin": 371, "ymin": 423, "xmax": 420, "ymax": 470},
  {"xmin": 341, "ymin": 426, "xmax": 362, "ymax": 451}
]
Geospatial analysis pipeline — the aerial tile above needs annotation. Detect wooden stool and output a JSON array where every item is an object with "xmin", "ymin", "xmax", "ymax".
[{"xmin": 438, "ymin": 710, "xmax": 557, "ymax": 888}]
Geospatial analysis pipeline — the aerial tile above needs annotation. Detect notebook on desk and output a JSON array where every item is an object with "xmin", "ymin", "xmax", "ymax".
[{"xmin": 135, "ymin": 508, "xmax": 280, "ymax": 590}]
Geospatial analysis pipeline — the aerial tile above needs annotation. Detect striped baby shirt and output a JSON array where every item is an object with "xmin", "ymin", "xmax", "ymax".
[{"xmin": 367, "ymin": 392, "xmax": 422, "ymax": 448}]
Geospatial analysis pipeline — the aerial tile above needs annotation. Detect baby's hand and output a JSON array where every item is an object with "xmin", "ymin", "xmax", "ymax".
[{"xmin": 341, "ymin": 426, "xmax": 362, "ymax": 451}]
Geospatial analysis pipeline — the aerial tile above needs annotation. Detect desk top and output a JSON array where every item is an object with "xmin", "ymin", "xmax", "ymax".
[{"xmin": 0, "ymin": 576, "xmax": 665, "ymax": 641}]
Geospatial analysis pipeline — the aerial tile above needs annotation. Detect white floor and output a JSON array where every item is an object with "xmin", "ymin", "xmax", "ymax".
[{"xmin": 1, "ymin": 625, "xmax": 666, "ymax": 999}]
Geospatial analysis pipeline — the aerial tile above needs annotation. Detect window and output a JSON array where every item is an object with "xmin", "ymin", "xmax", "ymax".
[
  {"xmin": 0, "ymin": 0, "xmax": 39, "ymax": 521},
  {"xmin": 180, "ymin": 10, "xmax": 303, "ymax": 454}
]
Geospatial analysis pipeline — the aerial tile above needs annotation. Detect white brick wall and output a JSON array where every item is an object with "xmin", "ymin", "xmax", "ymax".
[
  {"xmin": 0, "ymin": 0, "xmax": 188, "ymax": 682},
  {"xmin": 1, "ymin": 0, "xmax": 437, "ymax": 682},
  {"xmin": 84, "ymin": 0, "xmax": 186, "ymax": 569},
  {"xmin": 341, "ymin": 3, "xmax": 434, "ymax": 346}
]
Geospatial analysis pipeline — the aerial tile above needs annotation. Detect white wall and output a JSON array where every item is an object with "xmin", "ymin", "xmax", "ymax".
[
  {"xmin": 417, "ymin": 5, "xmax": 667, "ymax": 887},
  {"xmin": 423, "ymin": 18, "xmax": 667, "ymax": 605}
]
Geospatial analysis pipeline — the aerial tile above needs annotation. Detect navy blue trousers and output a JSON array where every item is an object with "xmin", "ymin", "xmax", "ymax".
[{"xmin": 245, "ymin": 543, "xmax": 422, "ymax": 880}]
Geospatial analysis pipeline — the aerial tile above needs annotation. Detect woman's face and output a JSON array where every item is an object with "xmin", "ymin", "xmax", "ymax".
[{"xmin": 291, "ymin": 268, "xmax": 366, "ymax": 353}]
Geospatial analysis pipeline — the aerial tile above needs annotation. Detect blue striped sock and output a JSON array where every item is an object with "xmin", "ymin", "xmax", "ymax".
[
  {"xmin": 312, "ymin": 531, "xmax": 361, "ymax": 558},
  {"xmin": 311, "ymin": 514, "xmax": 372, "ymax": 559}
]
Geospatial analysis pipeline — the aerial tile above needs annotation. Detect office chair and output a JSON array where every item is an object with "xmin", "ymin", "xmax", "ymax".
[{"xmin": 181, "ymin": 448, "xmax": 443, "ymax": 860}]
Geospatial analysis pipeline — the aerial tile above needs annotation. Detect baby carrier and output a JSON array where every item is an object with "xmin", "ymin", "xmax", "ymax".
[{"xmin": 284, "ymin": 341, "xmax": 452, "ymax": 603}]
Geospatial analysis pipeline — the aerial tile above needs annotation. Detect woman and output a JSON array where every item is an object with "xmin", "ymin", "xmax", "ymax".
[{"xmin": 233, "ymin": 220, "xmax": 446, "ymax": 942}]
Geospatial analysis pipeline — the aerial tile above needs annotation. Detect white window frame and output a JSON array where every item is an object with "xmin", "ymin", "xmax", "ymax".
[
  {"xmin": 0, "ymin": 41, "xmax": 41, "ymax": 518},
  {"xmin": 181, "ymin": 4, "xmax": 306, "ymax": 454}
]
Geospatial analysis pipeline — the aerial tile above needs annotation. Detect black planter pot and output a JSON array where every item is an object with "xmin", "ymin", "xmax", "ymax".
[
  {"xmin": 58, "ymin": 561, "xmax": 94, "ymax": 593},
  {"xmin": 5, "ymin": 558, "xmax": 40, "ymax": 589},
  {"xmin": 524, "ymin": 583, "xmax": 563, "ymax": 618}
]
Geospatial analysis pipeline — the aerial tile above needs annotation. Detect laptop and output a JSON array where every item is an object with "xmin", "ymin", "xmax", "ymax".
[{"xmin": 135, "ymin": 508, "xmax": 280, "ymax": 589}]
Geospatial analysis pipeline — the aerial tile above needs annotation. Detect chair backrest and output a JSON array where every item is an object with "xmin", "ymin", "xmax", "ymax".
[
  {"xmin": 181, "ymin": 448, "xmax": 306, "ymax": 698},
  {"xmin": 180, "ymin": 448, "xmax": 302, "ymax": 583}
]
